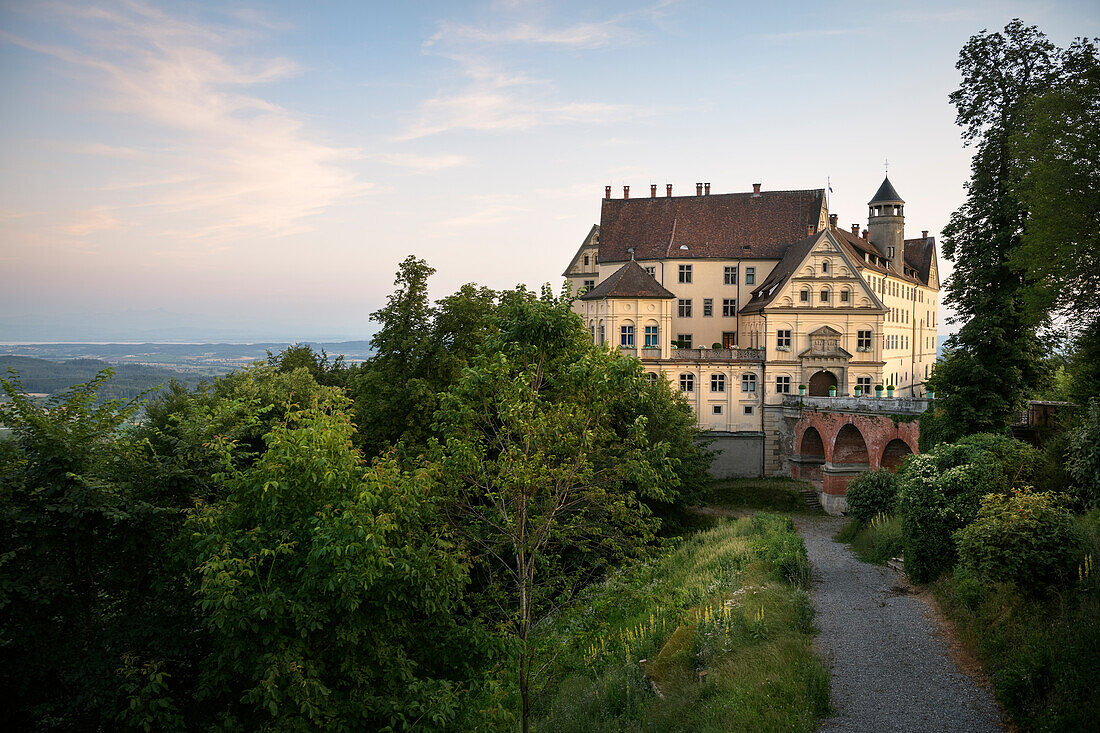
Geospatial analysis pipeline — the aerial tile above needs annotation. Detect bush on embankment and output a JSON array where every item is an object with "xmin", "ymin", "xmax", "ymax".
[{"xmin": 534, "ymin": 514, "xmax": 829, "ymax": 732}]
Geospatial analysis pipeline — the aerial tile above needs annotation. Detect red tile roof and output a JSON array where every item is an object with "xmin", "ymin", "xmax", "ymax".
[
  {"xmin": 597, "ymin": 189, "xmax": 825, "ymax": 263},
  {"xmin": 579, "ymin": 261, "xmax": 675, "ymax": 300}
]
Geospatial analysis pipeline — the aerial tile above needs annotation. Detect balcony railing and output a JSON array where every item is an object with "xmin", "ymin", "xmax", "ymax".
[{"xmin": 671, "ymin": 348, "xmax": 764, "ymax": 362}]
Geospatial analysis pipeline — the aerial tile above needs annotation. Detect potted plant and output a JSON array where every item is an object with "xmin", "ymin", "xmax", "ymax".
[
  {"xmin": 886, "ymin": 385, "xmax": 895, "ymax": 398},
  {"xmin": 854, "ymin": 386, "xmax": 862, "ymax": 397},
  {"xmin": 926, "ymin": 389, "xmax": 935, "ymax": 399},
  {"xmin": 828, "ymin": 385, "xmax": 837, "ymax": 397},
  {"xmin": 875, "ymin": 384, "xmax": 884, "ymax": 397},
  {"xmin": 798, "ymin": 384, "xmax": 807, "ymax": 396}
]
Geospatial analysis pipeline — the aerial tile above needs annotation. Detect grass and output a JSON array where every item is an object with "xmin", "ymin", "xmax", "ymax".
[
  {"xmin": 532, "ymin": 513, "xmax": 829, "ymax": 732},
  {"xmin": 705, "ymin": 477, "xmax": 813, "ymax": 513},
  {"xmin": 834, "ymin": 514, "xmax": 904, "ymax": 565},
  {"xmin": 928, "ymin": 511, "xmax": 1100, "ymax": 731}
]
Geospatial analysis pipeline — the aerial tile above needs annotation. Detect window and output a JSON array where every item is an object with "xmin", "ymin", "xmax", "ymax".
[
  {"xmin": 620, "ymin": 325, "xmax": 634, "ymax": 348},
  {"xmin": 857, "ymin": 330, "xmax": 872, "ymax": 351},
  {"xmin": 776, "ymin": 376, "xmax": 791, "ymax": 393},
  {"xmin": 711, "ymin": 373, "xmax": 726, "ymax": 392},
  {"xmin": 583, "ymin": 279, "xmax": 595, "ymax": 292},
  {"xmin": 857, "ymin": 376, "xmax": 872, "ymax": 393},
  {"xmin": 644, "ymin": 325, "xmax": 659, "ymax": 348},
  {"xmin": 679, "ymin": 373, "xmax": 694, "ymax": 392},
  {"xmin": 820, "ymin": 289, "xmax": 830, "ymax": 302},
  {"xmin": 679, "ymin": 264, "xmax": 692, "ymax": 283},
  {"xmin": 598, "ymin": 324, "xmax": 605, "ymax": 345},
  {"xmin": 645, "ymin": 372, "xmax": 659, "ymax": 384},
  {"xmin": 722, "ymin": 331, "xmax": 738, "ymax": 348},
  {"xmin": 741, "ymin": 373, "xmax": 757, "ymax": 392},
  {"xmin": 724, "ymin": 266, "xmax": 737, "ymax": 284},
  {"xmin": 677, "ymin": 334, "xmax": 693, "ymax": 349},
  {"xmin": 744, "ymin": 405, "xmax": 754, "ymax": 415},
  {"xmin": 703, "ymin": 298, "xmax": 713, "ymax": 317},
  {"xmin": 590, "ymin": 325, "xmax": 595, "ymax": 343},
  {"xmin": 776, "ymin": 330, "xmax": 791, "ymax": 350},
  {"xmin": 644, "ymin": 265, "xmax": 656, "ymax": 276},
  {"xmin": 678, "ymin": 299, "xmax": 692, "ymax": 318},
  {"xmin": 712, "ymin": 405, "xmax": 723, "ymax": 415},
  {"xmin": 722, "ymin": 298, "xmax": 737, "ymax": 317},
  {"xmin": 822, "ymin": 260, "xmax": 829, "ymax": 273},
  {"xmin": 745, "ymin": 267, "xmax": 755, "ymax": 285},
  {"xmin": 840, "ymin": 289, "xmax": 850, "ymax": 303},
  {"xmin": 583, "ymin": 254, "xmax": 589, "ymax": 267},
  {"xmin": 800, "ymin": 289, "xmax": 809, "ymax": 302}
]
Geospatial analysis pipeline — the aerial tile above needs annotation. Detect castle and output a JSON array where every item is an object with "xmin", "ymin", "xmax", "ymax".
[{"xmin": 563, "ymin": 177, "xmax": 940, "ymax": 510}]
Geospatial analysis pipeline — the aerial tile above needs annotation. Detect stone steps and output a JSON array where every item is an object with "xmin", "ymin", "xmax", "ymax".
[{"xmin": 799, "ymin": 488, "xmax": 824, "ymax": 513}]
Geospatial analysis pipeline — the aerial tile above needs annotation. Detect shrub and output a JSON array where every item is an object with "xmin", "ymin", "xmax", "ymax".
[
  {"xmin": 955, "ymin": 490, "xmax": 1084, "ymax": 591},
  {"xmin": 844, "ymin": 470, "xmax": 900, "ymax": 525},
  {"xmin": 1066, "ymin": 398, "xmax": 1100, "ymax": 509},
  {"xmin": 896, "ymin": 434, "xmax": 1040, "ymax": 583}
]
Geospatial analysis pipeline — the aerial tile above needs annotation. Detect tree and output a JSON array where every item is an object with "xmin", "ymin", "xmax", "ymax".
[
  {"xmin": 0, "ymin": 371, "xmax": 193, "ymax": 730},
  {"xmin": 431, "ymin": 287, "xmax": 681, "ymax": 733},
  {"xmin": 932, "ymin": 20, "xmax": 1058, "ymax": 437},
  {"xmin": 1010, "ymin": 38, "xmax": 1100, "ymax": 402},
  {"xmin": 266, "ymin": 342, "xmax": 352, "ymax": 388},
  {"xmin": 186, "ymin": 396, "xmax": 502, "ymax": 730}
]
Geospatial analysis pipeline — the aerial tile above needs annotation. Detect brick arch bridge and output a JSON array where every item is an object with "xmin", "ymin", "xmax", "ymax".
[{"xmin": 780, "ymin": 396, "xmax": 925, "ymax": 514}]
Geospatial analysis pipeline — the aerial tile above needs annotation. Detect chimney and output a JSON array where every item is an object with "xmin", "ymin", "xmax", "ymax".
[
  {"xmin": 666, "ymin": 183, "xmax": 673, "ymax": 197},
  {"xmin": 807, "ymin": 224, "xmax": 815, "ymax": 236},
  {"xmin": 605, "ymin": 185, "xmax": 611, "ymax": 199},
  {"xmin": 651, "ymin": 184, "xmax": 657, "ymax": 198},
  {"xmin": 752, "ymin": 183, "xmax": 761, "ymax": 196},
  {"xmin": 851, "ymin": 224, "xmax": 860, "ymax": 235},
  {"xmin": 922, "ymin": 230, "xmax": 929, "ymax": 239},
  {"xmin": 696, "ymin": 182, "xmax": 703, "ymax": 196},
  {"xmin": 829, "ymin": 214, "xmax": 838, "ymax": 229},
  {"xmin": 623, "ymin": 185, "xmax": 630, "ymax": 199},
  {"xmin": 704, "ymin": 182, "xmax": 711, "ymax": 195},
  {"xmin": 862, "ymin": 229, "xmax": 868, "ymax": 240}
]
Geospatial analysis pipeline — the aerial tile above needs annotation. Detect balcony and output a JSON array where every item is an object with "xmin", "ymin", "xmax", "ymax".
[
  {"xmin": 670, "ymin": 348, "xmax": 764, "ymax": 362},
  {"xmin": 781, "ymin": 394, "xmax": 929, "ymax": 416}
]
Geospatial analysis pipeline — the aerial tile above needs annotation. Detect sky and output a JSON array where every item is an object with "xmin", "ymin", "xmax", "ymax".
[{"xmin": 1, "ymin": 0, "xmax": 1097, "ymax": 341}]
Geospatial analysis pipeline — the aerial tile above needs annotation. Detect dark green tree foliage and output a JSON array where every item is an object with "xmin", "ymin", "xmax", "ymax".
[
  {"xmin": 1010, "ymin": 38, "xmax": 1100, "ymax": 403},
  {"xmin": 0, "ymin": 371, "xmax": 192, "ymax": 731},
  {"xmin": 431, "ymin": 286, "xmax": 685, "ymax": 732},
  {"xmin": 351, "ymin": 257, "xmax": 499, "ymax": 457},
  {"xmin": 897, "ymin": 433, "xmax": 1040, "ymax": 582},
  {"xmin": 187, "ymin": 396, "xmax": 498, "ymax": 731},
  {"xmin": 932, "ymin": 20, "xmax": 1058, "ymax": 439},
  {"xmin": 265, "ymin": 342, "xmax": 352, "ymax": 387}
]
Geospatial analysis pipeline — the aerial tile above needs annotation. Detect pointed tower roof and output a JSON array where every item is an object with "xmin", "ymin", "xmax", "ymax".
[{"xmin": 868, "ymin": 176, "xmax": 904, "ymax": 204}]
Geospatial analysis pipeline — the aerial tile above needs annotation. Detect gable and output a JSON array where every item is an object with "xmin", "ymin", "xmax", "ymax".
[
  {"xmin": 562, "ymin": 225, "xmax": 600, "ymax": 277},
  {"xmin": 750, "ymin": 230, "xmax": 886, "ymax": 312}
]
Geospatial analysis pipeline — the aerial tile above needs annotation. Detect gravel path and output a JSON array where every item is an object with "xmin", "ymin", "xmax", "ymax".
[{"xmin": 795, "ymin": 515, "xmax": 1004, "ymax": 732}]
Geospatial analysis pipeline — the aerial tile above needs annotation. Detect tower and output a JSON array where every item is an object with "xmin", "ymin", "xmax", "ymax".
[{"xmin": 867, "ymin": 176, "xmax": 905, "ymax": 272}]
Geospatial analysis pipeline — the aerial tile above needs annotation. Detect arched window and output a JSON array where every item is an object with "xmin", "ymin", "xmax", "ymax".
[
  {"xmin": 741, "ymin": 373, "xmax": 757, "ymax": 392},
  {"xmin": 643, "ymin": 323, "xmax": 659, "ymax": 348},
  {"xmin": 645, "ymin": 372, "xmax": 659, "ymax": 384},
  {"xmin": 840, "ymin": 289, "xmax": 850, "ymax": 303},
  {"xmin": 711, "ymin": 373, "xmax": 726, "ymax": 392},
  {"xmin": 822, "ymin": 260, "xmax": 830, "ymax": 274},
  {"xmin": 820, "ymin": 289, "xmax": 830, "ymax": 303},
  {"xmin": 800, "ymin": 289, "xmax": 810, "ymax": 303},
  {"xmin": 679, "ymin": 373, "xmax": 695, "ymax": 392},
  {"xmin": 598, "ymin": 323, "xmax": 605, "ymax": 345}
]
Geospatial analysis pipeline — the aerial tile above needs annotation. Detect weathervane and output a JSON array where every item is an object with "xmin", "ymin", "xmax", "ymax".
[{"xmin": 884, "ymin": 157, "xmax": 889, "ymax": 174}]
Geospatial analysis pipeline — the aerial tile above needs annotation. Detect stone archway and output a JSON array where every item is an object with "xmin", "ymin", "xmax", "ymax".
[
  {"xmin": 833, "ymin": 424, "xmax": 869, "ymax": 465},
  {"xmin": 881, "ymin": 438, "xmax": 913, "ymax": 471},
  {"xmin": 798, "ymin": 426, "xmax": 826, "ymax": 482},
  {"xmin": 808, "ymin": 370, "xmax": 838, "ymax": 396}
]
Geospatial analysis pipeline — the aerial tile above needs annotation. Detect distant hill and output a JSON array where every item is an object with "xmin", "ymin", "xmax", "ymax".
[{"xmin": 0, "ymin": 355, "xmax": 205, "ymax": 400}]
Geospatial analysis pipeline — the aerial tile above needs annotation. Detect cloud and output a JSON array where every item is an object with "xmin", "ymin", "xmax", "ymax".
[
  {"xmin": 400, "ymin": 10, "xmax": 644, "ymax": 140},
  {"xmin": 3, "ymin": 1, "xmax": 366, "ymax": 243}
]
